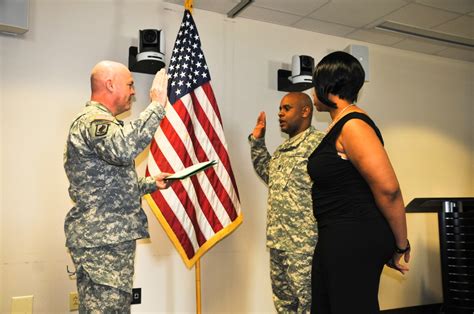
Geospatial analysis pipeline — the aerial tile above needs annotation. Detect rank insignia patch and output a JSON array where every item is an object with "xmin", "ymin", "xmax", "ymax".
[{"xmin": 95, "ymin": 123, "xmax": 109, "ymax": 136}]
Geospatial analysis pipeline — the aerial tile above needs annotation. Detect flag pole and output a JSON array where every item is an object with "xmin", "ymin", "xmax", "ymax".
[
  {"xmin": 196, "ymin": 258, "xmax": 202, "ymax": 314},
  {"xmin": 183, "ymin": 1, "xmax": 201, "ymax": 313}
]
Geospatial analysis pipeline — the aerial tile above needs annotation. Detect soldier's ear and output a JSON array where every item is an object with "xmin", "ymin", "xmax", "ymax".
[
  {"xmin": 105, "ymin": 79, "xmax": 114, "ymax": 93},
  {"xmin": 301, "ymin": 104, "xmax": 311, "ymax": 118}
]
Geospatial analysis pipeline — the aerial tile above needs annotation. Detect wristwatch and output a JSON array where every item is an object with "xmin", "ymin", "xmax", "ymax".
[{"xmin": 395, "ymin": 239, "xmax": 410, "ymax": 254}]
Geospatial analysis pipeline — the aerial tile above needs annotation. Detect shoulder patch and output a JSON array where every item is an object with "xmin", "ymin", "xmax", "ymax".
[{"xmin": 94, "ymin": 123, "xmax": 110, "ymax": 136}]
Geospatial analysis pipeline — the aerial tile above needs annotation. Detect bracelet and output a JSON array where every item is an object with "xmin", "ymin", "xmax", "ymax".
[{"xmin": 395, "ymin": 239, "xmax": 410, "ymax": 254}]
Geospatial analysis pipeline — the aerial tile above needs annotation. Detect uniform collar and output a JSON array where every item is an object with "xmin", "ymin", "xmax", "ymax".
[
  {"xmin": 86, "ymin": 101, "xmax": 113, "ymax": 115},
  {"xmin": 280, "ymin": 126, "xmax": 315, "ymax": 150},
  {"xmin": 85, "ymin": 101, "xmax": 124, "ymax": 125}
]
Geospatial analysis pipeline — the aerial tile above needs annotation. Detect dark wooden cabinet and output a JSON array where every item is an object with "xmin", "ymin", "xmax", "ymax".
[{"xmin": 407, "ymin": 198, "xmax": 474, "ymax": 314}]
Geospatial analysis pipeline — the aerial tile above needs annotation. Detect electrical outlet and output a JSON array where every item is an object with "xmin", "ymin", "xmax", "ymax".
[
  {"xmin": 11, "ymin": 295, "xmax": 33, "ymax": 313},
  {"xmin": 69, "ymin": 292, "xmax": 79, "ymax": 311},
  {"xmin": 131, "ymin": 288, "xmax": 141, "ymax": 305}
]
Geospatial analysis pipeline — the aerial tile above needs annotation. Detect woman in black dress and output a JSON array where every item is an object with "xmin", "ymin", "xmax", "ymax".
[{"xmin": 308, "ymin": 51, "xmax": 411, "ymax": 314}]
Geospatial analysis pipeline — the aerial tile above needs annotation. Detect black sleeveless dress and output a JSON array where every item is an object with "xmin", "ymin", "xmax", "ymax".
[{"xmin": 307, "ymin": 112, "xmax": 395, "ymax": 314}]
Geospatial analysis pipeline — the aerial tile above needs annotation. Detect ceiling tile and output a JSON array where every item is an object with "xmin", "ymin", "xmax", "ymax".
[
  {"xmin": 163, "ymin": 0, "xmax": 474, "ymax": 62},
  {"xmin": 433, "ymin": 15, "xmax": 474, "ymax": 39},
  {"xmin": 293, "ymin": 18, "xmax": 355, "ymax": 37},
  {"xmin": 310, "ymin": 0, "xmax": 408, "ymax": 28},
  {"xmin": 415, "ymin": 0, "xmax": 474, "ymax": 14},
  {"xmin": 436, "ymin": 46, "xmax": 474, "ymax": 62},
  {"xmin": 346, "ymin": 29, "xmax": 406, "ymax": 46},
  {"xmin": 237, "ymin": 6, "xmax": 302, "ymax": 26},
  {"xmin": 384, "ymin": 3, "xmax": 459, "ymax": 28},
  {"xmin": 252, "ymin": 0, "xmax": 329, "ymax": 16},
  {"xmin": 393, "ymin": 38, "xmax": 450, "ymax": 54},
  {"xmin": 164, "ymin": 0, "xmax": 239, "ymax": 15}
]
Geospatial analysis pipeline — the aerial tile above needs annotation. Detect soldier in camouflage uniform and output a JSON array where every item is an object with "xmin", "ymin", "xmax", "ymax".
[
  {"xmin": 249, "ymin": 92, "xmax": 325, "ymax": 313},
  {"xmin": 64, "ymin": 61, "xmax": 171, "ymax": 313}
]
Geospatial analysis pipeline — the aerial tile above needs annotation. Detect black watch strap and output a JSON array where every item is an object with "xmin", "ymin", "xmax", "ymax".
[{"xmin": 395, "ymin": 239, "xmax": 410, "ymax": 254}]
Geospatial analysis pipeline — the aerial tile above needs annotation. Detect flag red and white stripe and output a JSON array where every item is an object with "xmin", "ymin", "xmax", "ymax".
[{"xmin": 145, "ymin": 9, "xmax": 243, "ymax": 268}]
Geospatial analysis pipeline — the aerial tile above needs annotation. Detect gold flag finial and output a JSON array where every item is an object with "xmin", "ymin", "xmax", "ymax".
[{"xmin": 184, "ymin": 0, "xmax": 193, "ymax": 13}]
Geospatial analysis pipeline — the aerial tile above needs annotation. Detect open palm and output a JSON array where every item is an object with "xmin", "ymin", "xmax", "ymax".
[{"xmin": 252, "ymin": 111, "xmax": 266, "ymax": 139}]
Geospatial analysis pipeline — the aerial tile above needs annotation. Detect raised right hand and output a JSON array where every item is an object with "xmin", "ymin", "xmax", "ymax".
[
  {"xmin": 252, "ymin": 111, "xmax": 266, "ymax": 139},
  {"xmin": 150, "ymin": 68, "xmax": 169, "ymax": 106}
]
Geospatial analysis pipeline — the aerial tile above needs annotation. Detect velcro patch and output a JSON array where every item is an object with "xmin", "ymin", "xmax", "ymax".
[
  {"xmin": 95, "ymin": 123, "xmax": 109, "ymax": 136},
  {"xmin": 92, "ymin": 114, "xmax": 114, "ymax": 122}
]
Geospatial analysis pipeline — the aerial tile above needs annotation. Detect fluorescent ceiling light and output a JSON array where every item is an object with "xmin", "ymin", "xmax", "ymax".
[
  {"xmin": 375, "ymin": 21, "xmax": 474, "ymax": 49},
  {"xmin": 227, "ymin": 0, "xmax": 253, "ymax": 18}
]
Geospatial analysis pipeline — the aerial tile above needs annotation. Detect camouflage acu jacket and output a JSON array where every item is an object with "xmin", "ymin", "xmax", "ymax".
[
  {"xmin": 64, "ymin": 101, "xmax": 165, "ymax": 248},
  {"xmin": 249, "ymin": 126, "xmax": 325, "ymax": 255}
]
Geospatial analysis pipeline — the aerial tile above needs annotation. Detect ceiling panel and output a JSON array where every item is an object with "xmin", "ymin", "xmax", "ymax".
[
  {"xmin": 346, "ymin": 29, "xmax": 405, "ymax": 46},
  {"xmin": 309, "ymin": 0, "xmax": 409, "ymax": 28},
  {"xmin": 163, "ymin": 0, "xmax": 474, "ymax": 62},
  {"xmin": 393, "ymin": 37, "xmax": 450, "ymax": 54},
  {"xmin": 384, "ymin": 3, "xmax": 459, "ymax": 28},
  {"xmin": 238, "ymin": 5, "xmax": 302, "ymax": 27},
  {"xmin": 433, "ymin": 15, "xmax": 474, "ymax": 39},
  {"xmin": 252, "ymin": 0, "xmax": 329, "ymax": 16},
  {"xmin": 415, "ymin": 0, "xmax": 474, "ymax": 14},
  {"xmin": 293, "ymin": 18, "xmax": 355, "ymax": 37},
  {"xmin": 165, "ymin": 0, "xmax": 238, "ymax": 14}
]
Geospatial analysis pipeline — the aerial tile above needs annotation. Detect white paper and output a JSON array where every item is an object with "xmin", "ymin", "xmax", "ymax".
[{"xmin": 165, "ymin": 160, "xmax": 218, "ymax": 180}]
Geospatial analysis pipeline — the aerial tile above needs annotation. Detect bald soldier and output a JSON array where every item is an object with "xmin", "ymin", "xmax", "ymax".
[
  {"xmin": 64, "ymin": 61, "xmax": 172, "ymax": 312},
  {"xmin": 248, "ymin": 92, "xmax": 325, "ymax": 313}
]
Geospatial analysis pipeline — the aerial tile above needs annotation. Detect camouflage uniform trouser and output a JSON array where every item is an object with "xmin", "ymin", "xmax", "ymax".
[
  {"xmin": 69, "ymin": 241, "xmax": 136, "ymax": 314},
  {"xmin": 270, "ymin": 248, "xmax": 313, "ymax": 314}
]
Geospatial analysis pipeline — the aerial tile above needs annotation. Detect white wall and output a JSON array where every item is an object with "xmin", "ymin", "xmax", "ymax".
[
  {"xmin": 0, "ymin": 28, "xmax": 4, "ymax": 305},
  {"xmin": 1, "ymin": 0, "xmax": 473, "ymax": 313}
]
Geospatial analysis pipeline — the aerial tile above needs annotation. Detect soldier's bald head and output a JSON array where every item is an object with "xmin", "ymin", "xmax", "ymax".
[
  {"xmin": 89, "ymin": 60, "xmax": 135, "ymax": 116},
  {"xmin": 283, "ymin": 92, "xmax": 313, "ymax": 118},
  {"xmin": 90, "ymin": 60, "xmax": 129, "ymax": 93}
]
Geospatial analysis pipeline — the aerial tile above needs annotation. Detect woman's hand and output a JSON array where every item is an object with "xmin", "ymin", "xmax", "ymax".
[{"xmin": 386, "ymin": 246, "xmax": 411, "ymax": 274}]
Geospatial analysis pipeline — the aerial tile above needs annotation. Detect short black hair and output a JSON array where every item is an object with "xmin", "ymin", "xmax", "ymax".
[{"xmin": 312, "ymin": 51, "xmax": 365, "ymax": 108}]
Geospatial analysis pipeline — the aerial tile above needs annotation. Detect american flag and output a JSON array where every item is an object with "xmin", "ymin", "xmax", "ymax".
[{"xmin": 145, "ymin": 10, "xmax": 243, "ymax": 268}]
